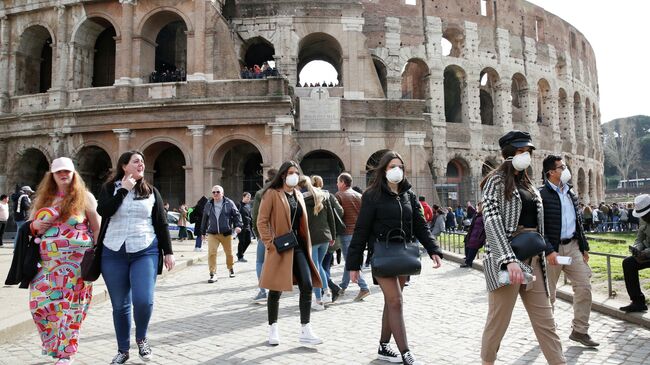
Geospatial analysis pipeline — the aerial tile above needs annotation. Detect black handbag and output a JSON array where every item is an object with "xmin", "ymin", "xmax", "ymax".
[
  {"xmin": 272, "ymin": 198, "xmax": 299, "ymax": 253},
  {"xmin": 510, "ymin": 231, "xmax": 546, "ymax": 260},
  {"xmin": 80, "ymin": 243, "xmax": 102, "ymax": 282}
]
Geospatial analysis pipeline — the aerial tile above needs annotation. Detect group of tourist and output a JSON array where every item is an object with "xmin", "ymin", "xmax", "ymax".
[
  {"xmin": 3, "ymin": 129, "xmax": 650, "ymax": 365},
  {"xmin": 240, "ymin": 62, "xmax": 279, "ymax": 79},
  {"xmin": 582, "ymin": 201, "xmax": 641, "ymax": 233}
]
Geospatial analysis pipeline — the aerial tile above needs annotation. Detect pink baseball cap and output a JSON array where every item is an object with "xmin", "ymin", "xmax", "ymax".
[{"xmin": 51, "ymin": 157, "xmax": 75, "ymax": 173}]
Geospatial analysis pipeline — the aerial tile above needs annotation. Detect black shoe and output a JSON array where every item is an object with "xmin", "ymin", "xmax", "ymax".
[
  {"xmin": 460, "ymin": 263, "xmax": 471, "ymax": 268},
  {"xmin": 377, "ymin": 342, "xmax": 401, "ymax": 363},
  {"xmin": 619, "ymin": 302, "xmax": 648, "ymax": 313},
  {"xmin": 110, "ymin": 351, "xmax": 129, "ymax": 365},
  {"xmin": 208, "ymin": 273, "xmax": 216, "ymax": 283},
  {"xmin": 237, "ymin": 258, "xmax": 248, "ymax": 263},
  {"xmin": 229, "ymin": 268, "xmax": 235, "ymax": 278},
  {"xmin": 136, "ymin": 337, "xmax": 153, "ymax": 361},
  {"xmin": 569, "ymin": 330, "xmax": 600, "ymax": 347},
  {"xmin": 330, "ymin": 284, "xmax": 341, "ymax": 303}
]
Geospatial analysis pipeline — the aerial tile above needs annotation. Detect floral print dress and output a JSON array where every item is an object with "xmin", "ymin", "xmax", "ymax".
[{"xmin": 29, "ymin": 203, "xmax": 94, "ymax": 358}]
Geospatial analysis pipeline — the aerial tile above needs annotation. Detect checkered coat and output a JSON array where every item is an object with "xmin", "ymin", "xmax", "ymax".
[{"xmin": 481, "ymin": 172, "xmax": 550, "ymax": 295}]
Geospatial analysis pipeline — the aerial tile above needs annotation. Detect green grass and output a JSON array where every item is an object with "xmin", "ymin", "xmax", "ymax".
[{"xmin": 586, "ymin": 232, "xmax": 636, "ymax": 244}]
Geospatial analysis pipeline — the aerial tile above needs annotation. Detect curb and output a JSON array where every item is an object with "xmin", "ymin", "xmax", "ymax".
[
  {"xmin": 0, "ymin": 253, "xmax": 208, "ymax": 344},
  {"xmin": 441, "ymin": 250, "xmax": 650, "ymax": 330}
]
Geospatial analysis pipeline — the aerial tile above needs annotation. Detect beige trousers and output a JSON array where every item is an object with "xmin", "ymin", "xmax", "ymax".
[
  {"xmin": 481, "ymin": 256, "xmax": 566, "ymax": 365},
  {"xmin": 547, "ymin": 239, "xmax": 593, "ymax": 334},
  {"xmin": 207, "ymin": 233, "xmax": 234, "ymax": 274}
]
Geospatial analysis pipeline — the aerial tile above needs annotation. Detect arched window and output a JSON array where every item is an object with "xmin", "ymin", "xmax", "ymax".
[
  {"xmin": 141, "ymin": 11, "xmax": 188, "ymax": 83},
  {"xmin": 537, "ymin": 79, "xmax": 551, "ymax": 126},
  {"xmin": 16, "ymin": 25, "xmax": 53, "ymax": 95},
  {"xmin": 401, "ymin": 59, "xmax": 428, "ymax": 100},
  {"xmin": 241, "ymin": 37, "xmax": 276, "ymax": 79},
  {"xmin": 373, "ymin": 57, "xmax": 388, "ymax": 97},
  {"xmin": 73, "ymin": 17, "xmax": 116, "ymax": 88},
  {"xmin": 480, "ymin": 68, "xmax": 499, "ymax": 125},
  {"xmin": 298, "ymin": 33, "xmax": 343, "ymax": 87},
  {"xmin": 444, "ymin": 65, "xmax": 466, "ymax": 123},
  {"xmin": 511, "ymin": 73, "xmax": 528, "ymax": 126}
]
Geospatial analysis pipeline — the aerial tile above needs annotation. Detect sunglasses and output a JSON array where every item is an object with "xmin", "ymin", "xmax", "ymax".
[{"xmin": 212, "ymin": 191, "xmax": 222, "ymax": 194}]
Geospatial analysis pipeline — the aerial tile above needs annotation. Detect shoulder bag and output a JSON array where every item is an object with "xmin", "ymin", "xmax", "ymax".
[
  {"xmin": 272, "ymin": 198, "xmax": 299, "ymax": 253},
  {"xmin": 371, "ymin": 193, "xmax": 421, "ymax": 277},
  {"xmin": 509, "ymin": 230, "xmax": 546, "ymax": 261}
]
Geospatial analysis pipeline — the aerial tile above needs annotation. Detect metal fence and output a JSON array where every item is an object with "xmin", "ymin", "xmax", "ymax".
[{"xmin": 438, "ymin": 232, "xmax": 624, "ymax": 298}]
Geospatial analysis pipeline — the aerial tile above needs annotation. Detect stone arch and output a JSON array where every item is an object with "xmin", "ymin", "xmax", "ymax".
[
  {"xmin": 138, "ymin": 9, "xmax": 190, "ymax": 81},
  {"xmin": 71, "ymin": 16, "xmax": 117, "ymax": 88},
  {"xmin": 537, "ymin": 78, "xmax": 552, "ymax": 126},
  {"xmin": 211, "ymin": 139, "xmax": 265, "ymax": 200},
  {"xmin": 585, "ymin": 97, "xmax": 593, "ymax": 140},
  {"xmin": 588, "ymin": 169, "xmax": 594, "ymax": 204},
  {"xmin": 511, "ymin": 73, "xmax": 528, "ymax": 125},
  {"xmin": 141, "ymin": 141, "xmax": 187, "ymax": 208},
  {"xmin": 577, "ymin": 167, "xmax": 586, "ymax": 198},
  {"xmin": 445, "ymin": 157, "xmax": 472, "ymax": 207},
  {"xmin": 574, "ymin": 92, "xmax": 584, "ymax": 140},
  {"xmin": 139, "ymin": 137, "xmax": 191, "ymax": 166},
  {"xmin": 208, "ymin": 134, "xmax": 270, "ymax": 169},
  {"xmin": 401, "ymin": 58, "xmax": 429, "ymax": 100},
  {"xmin": 365, "ymin": 149, "xmax": 390, "ymax": 185},
  {"xmin": 442, "ymin": 25, "xmax": 464, "ymax": 57},
  {"xmin": 444, "ymin": 65, "xmax": 466, "ymax": 123},
  {"xmin": 75, "ymin": 145, "xmax": 112, "ymax": 197},
  {"xmin": 558, "ymin": 88, "xmax": 571, "ymax": 133},
  {"xmin": 299, "ymin": 150, "xmax": 346, "ymax": 192},
  {"xmin": 10, "ymin": 147, "xmax": 50, "ymax": 190},
  {"xmin": 297, "ymin": 32, "xmax": 343, "ymax": 86},
  {"xmin": 372, "ymin": 56, "xmax": 388, "ymax": 98},
  {"xmin": 15, "ymin": 25, "xmax": 53, "ymax": 95},
  {"xmin": 479, "ymin": 67, "xmax": 499, "ymax": 125},
  {"xmin": 241, "ymin": 36, "xmax": 275, "ymax": 71}
]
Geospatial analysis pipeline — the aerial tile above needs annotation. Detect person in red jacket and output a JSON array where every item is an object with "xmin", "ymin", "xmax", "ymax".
[{"xmin": 418, "ymin": 196, "xmax": 433, "ymax": 227}]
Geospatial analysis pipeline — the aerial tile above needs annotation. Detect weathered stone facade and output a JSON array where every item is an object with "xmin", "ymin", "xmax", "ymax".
[{"xmin": 0, "ymin": 0, "xmax": 603, "ymax": 208}]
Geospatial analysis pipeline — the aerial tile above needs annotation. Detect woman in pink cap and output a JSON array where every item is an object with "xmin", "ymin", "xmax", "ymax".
[{"xmin": 28, "ymin": 157, "xmax": 101, "ymax": 364}]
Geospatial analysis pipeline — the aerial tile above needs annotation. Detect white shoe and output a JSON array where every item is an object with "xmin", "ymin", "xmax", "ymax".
[
  {"xmin": 322, "ymin": 292, "xmax": 332, "ymax": 304},
  {"xmin": 268, "ymin": 323, "xmax": 280, "ymax": 346},
  {"xmin": 299, "ymin": 323, "xmax": 323, "ymax": 345},
  {"xmin": 311, "ymin": 301, "xmax": 325, "ymax": 311}
]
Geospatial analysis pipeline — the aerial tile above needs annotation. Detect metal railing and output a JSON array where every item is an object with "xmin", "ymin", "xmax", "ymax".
[{"xmin": 438, "ymin": 232, "xmax": 626, "ymax": 298}]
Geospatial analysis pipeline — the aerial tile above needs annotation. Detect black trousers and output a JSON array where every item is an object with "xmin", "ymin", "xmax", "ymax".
[
  {"xmin": 464, "ymin": 247, "xmax": 479, "ymax": 266},
  {"xmin": 623, "ymin": 256, "xmax": 650, "ymax": 302},
  {"xmin": 0, "ymin": 222, "xmax": 5, "ymax": 244},
  {"xmin": 236, "ymin": 228, "xmax": 252, "ymax": 259},
  {"xmin": 268, "ymin": 247, "xmax": 312, "ymax": 325}
]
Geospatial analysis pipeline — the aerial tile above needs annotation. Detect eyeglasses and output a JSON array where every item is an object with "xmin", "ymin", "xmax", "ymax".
[
  {"xmin": 212, "ymin": 191, "xmax": 222, "ymax": 194},
  {"xmin": 553, "ymin": 165, "xmax": 567, "ymax": 171}
]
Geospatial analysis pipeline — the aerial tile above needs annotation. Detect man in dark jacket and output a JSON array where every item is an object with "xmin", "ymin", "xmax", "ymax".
[
  {"xmin": 201, "ymin": 185, "xmax": 242, "ymax": 283},
  {"xmin": 190, "ymin": 196, "xmax": 208, "ymax": 251},
  {"xmin": 236, "ymin": 192, "xmax": 253, "ymax": 263},
  {"xmin": 540, "ymin": 155, "xmax": 598, "ymax": 347}
]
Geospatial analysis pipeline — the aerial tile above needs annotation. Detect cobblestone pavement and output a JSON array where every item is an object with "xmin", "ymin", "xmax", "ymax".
[{"xmin": 1, "ymin": 250, "xmax": 649, "ymax": 365}]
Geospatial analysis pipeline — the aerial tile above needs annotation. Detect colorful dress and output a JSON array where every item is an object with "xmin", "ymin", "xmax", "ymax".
[{"xmin": 29, "ymin": 203, "xmax": 93, "ymax": 358}]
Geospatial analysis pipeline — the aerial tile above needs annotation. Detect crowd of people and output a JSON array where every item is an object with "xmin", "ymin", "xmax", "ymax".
[
  {"xmin": 149, "ymin": 65, "xmax": 186, "ymax": 83},
  {"xmin": 581, "ymin": 201, "xmax": 641, "ymax": 232},
  {"xmin": 2, "ymin": 129, "xmax": 650, "ymax": 365},
  {"xmin": 240, "ymin": 62, "xmax": 279, "ymax": 79}
]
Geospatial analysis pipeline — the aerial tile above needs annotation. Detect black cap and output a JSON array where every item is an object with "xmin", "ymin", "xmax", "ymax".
[{"xmin": 498, "ymin": 130, "xmax": 535, "ymax": 150}]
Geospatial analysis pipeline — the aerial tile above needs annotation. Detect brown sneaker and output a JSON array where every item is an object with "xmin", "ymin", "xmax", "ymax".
[
  {"xmin": 569, "ymin": 330, "xmax": 600, "ymax": 347},
  {"xmin": 353, "ymin": 289, "xmax": 370, "ymax": 302}
]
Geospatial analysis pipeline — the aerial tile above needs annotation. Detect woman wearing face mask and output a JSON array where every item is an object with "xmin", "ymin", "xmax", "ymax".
[
  {"xmin": 347, "ymin": 151, "xmax": 443, "ymax": 365},
  {"xmin": 97, "ymin": 151, "xmax": 175, "ymax": 365},
  {"xmin": 257, "ymin": 161, "xmax": 323, "ymax": 346},
  {"xmin": 480, "ymin": 131, "xmax": 566, "ymax": 365}
]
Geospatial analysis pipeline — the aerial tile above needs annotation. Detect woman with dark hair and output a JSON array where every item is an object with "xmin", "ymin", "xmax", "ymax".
[
  {"xmin": 346, "ymin": 151, "xmax": 443, "ymax": 365},
  {"xmin": 12, "ymin": 157, "xmax": 100, "ymax": 365},
  {"xmin": 479, "ymin": 131, "xmax": 565, "ymax": 365},
  {"xmin": 96, "ymin": 151, "xmax": 175, "ymax": 365},
  {"xmin": 257, "ymin": 161, "xmax": 323, "ymax": 346}
]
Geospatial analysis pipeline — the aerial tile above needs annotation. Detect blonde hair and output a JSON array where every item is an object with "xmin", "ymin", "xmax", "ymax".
[
  {"xmin": 298, "ymin": 175, "xmax": 324, "ymax": 215},
  {"xmin": 31, "ymin": 171, "xmax": 88, "ymax": 222},
  {"xmin": 311, "ymin": 175, "xmax": 324, "ymax": 188}
]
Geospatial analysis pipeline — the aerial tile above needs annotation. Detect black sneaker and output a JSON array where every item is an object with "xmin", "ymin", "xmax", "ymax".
[
  {"xmin": 619, "ymin": 302, "xmax": 648, "ymax": 313},
  {"xmin": 229, "ymin": 268, "xmax": 235, "ymax": 278},
  {"xmin": 110, "ymin": 351, "xmax": 129, "ymax": 365},
  {"xmin": 136, "ymin": 338, "xmax": 152, "ymax": 361},
  {"xmin": 402, "ymin": 351, "xmax": 423, "ymax": 365},
  {"xmin": 377, "ymin": 342, "xmax": 401, "ymax": 363},
  {"xmin": 208, "ymin": 273, "xmax": 216, "ymax": 283}
]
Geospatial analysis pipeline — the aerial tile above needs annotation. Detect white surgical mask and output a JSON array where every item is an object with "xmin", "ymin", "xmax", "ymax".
[
  {"xmin": 560, "ymin": 168, "xmax": 572, "ymax": 184},
  {"xmin": 386, "ymin": 167, "xmax": 404, "ymax": 184},
  {"xmin": 285, "ymin": 173, "xmax": 299, "ymax": 187},
  {"xmin": 508, "ymin": 152, "xmax": 531, "ymax": 171}
]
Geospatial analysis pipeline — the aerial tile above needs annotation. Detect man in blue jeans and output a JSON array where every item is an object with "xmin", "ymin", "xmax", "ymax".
[
  {"xmin": 335, "ymin": 173, "xmax": 370, "ymax": 301},
  {"xmin": 251, "ymin": 168, "xmax": 277, "ymax": 303}
]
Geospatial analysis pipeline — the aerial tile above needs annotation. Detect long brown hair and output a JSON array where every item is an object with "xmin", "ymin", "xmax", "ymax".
[
  {"xmin": 106, "ymin": 151, "xmax": 152, "ymax": 198},
  {"xmin": 480, "ymin": 145, "xmax": 535, "ymax": 200},
  {"xmin": 31, "ymin": 171, "xmax": 88, "ymax": 222},
  {"xmin": 264, "ymin": 160, "xmax": 301, "ymax": 194},
  {"xmin": 366, "ymin": 151, "xmax": 409, "ymax": 199}
]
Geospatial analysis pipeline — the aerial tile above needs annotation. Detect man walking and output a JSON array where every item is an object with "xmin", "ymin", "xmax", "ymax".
[
  {"xmin": 201, "ymin": 185, "xmax": 243, "ymax": 283},
  {"xmin": 540, "ymin": 155, "xmax": 599, "ymax": 347},
  {"xmin": 619, "ymin": 194, "xmax": 650, "ymax": 313},
  {"xmin": 236, "ymin": 192, "xmax": 253, "ymax": 262},
  {"xmin": 335, "ymin": 173, "xmax": 370, "ymax": 301}
]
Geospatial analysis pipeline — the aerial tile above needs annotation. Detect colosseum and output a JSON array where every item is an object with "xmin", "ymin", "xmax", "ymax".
[{"xmin": 0, "ymin": 0, "xmax": 603, "ymax": 210}]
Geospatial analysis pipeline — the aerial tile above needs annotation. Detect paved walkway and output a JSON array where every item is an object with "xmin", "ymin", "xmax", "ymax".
[{"xmin": 1, "ymin": 242, "xmax": 650, "ymax": 364}]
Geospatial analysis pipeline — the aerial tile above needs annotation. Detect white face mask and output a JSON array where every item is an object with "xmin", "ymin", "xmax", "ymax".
[
  {"xmin": 386, "ymin": 167, "xmax": 404, "ymax": 184},
  {"xmin": 508, "ymin": 151, "xmax": 531, "ymax": 171},
  {"xmin": 285, "ymin": 173, "xmax": 299, "ymax": 187},
  {"xmin": 560, "ymin": 168, "xmax": 572, "ymax": 184}
]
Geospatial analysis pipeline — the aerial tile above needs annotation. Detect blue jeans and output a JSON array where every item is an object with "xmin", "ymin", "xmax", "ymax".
[
  {"xmin": 102, "ymin": 241, "xmax": 159, "ymax": 352},
  {"xmin": 195, "ymin": 233, "xmax": 202, "ymax": 248},
  {"xmin": 312, "ymin": 243, "xmax": 329, "ymax": 300},
  {"xmin": 256, "ymin": 241, "xmax": 266, "ymax": 294},
  {"xmin": 339, "ymin": 234, "xmax": 368, "ymax": 290}
]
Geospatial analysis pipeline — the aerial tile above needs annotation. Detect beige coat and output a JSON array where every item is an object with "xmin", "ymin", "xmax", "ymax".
[{"xmin": 257, "ymin": 188, "xmax": 322, "ymax": 291}]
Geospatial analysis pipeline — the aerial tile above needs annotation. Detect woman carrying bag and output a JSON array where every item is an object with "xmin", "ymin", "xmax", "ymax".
[
  {"xmin": 346, "ymin": 150, "xmax": 443, "ymax": 365},
  {"xmin": 257, "ymin": 161, "xmax": 323, "ymax": 346},
  {"xmin": 479, "ymin": 131, "xmax": 565, "ymax": 365},
  {"xmin": 96, "ymin": 151, "xmax": 175, "ymax": 365}
]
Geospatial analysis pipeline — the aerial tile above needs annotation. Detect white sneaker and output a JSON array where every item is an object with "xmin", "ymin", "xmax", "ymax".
[
  {"xmin": 311, "ymin": 301, "xmax": 325, "ymax": 311},
  {"xmin": 299, "ymin": 323, "xmax": 323, "ymax": 345},
  {"xmin": 268, "ymin": 323, "xmax": 280, "ymax": 346},
  {"xmin": 322, "ymin": 291, "xmax": 332, "ymax": 304},
  {"xmin": 402, "ymin": 351, "xmax": 424, "ymax": 365}
]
